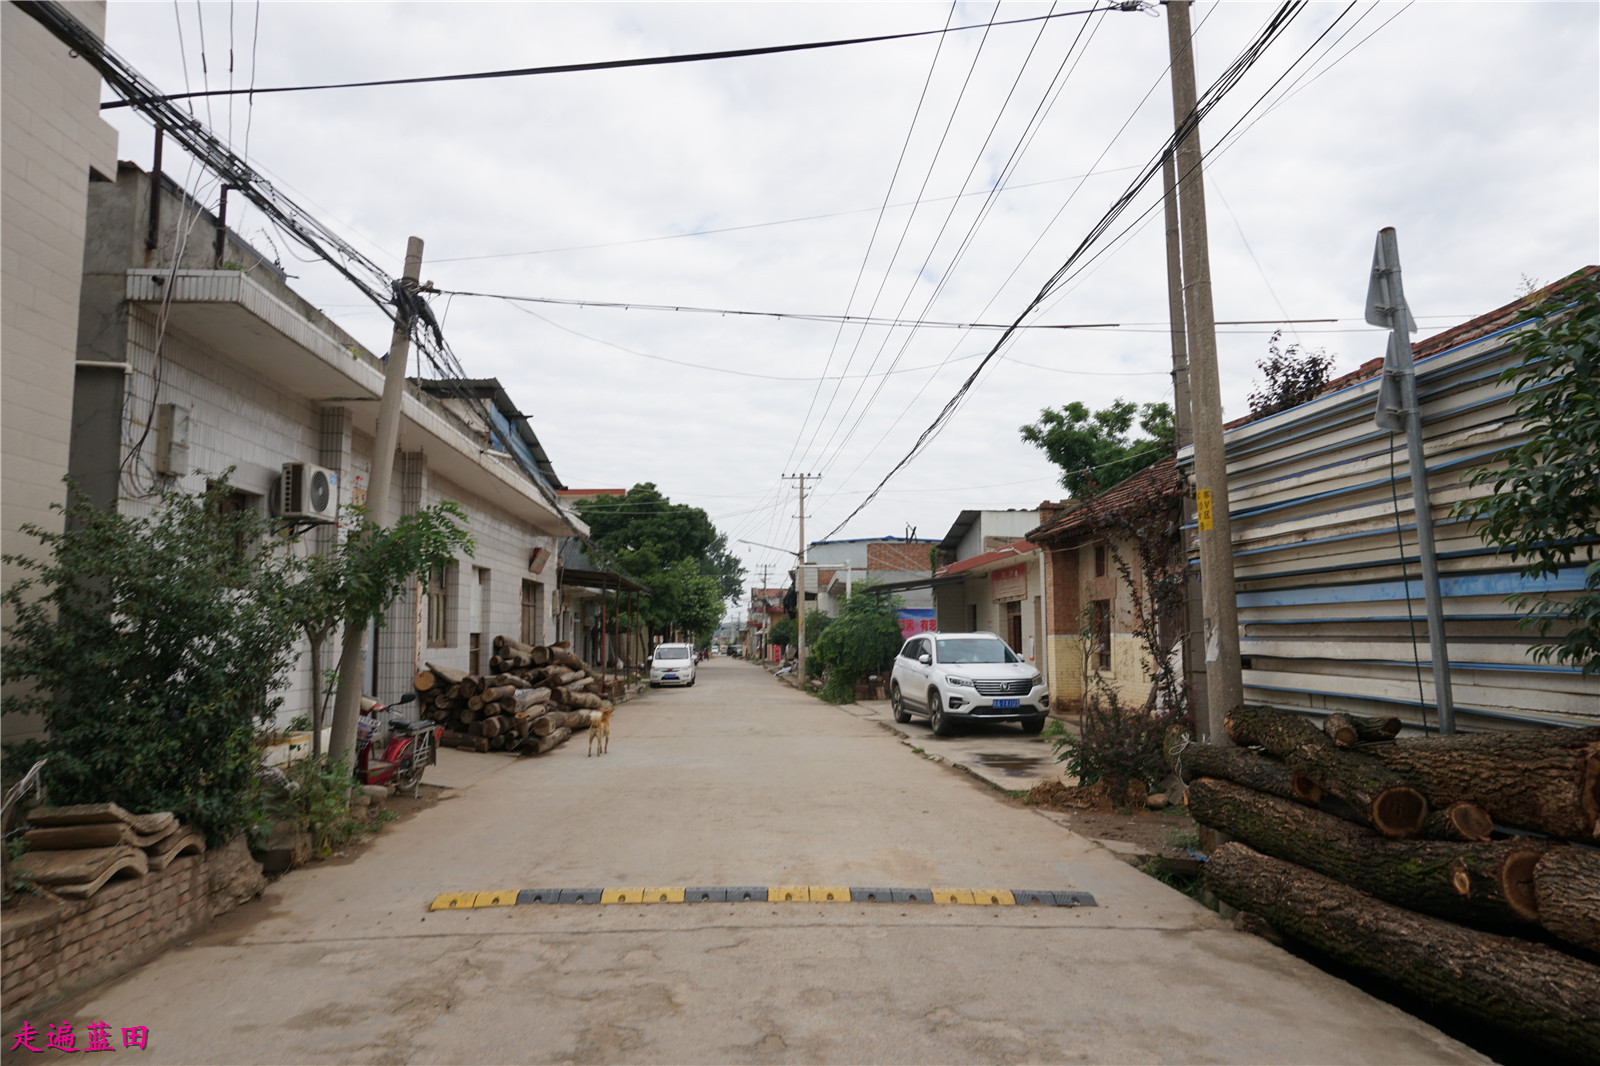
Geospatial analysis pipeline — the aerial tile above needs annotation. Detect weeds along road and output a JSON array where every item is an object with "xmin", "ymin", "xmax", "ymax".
[{"xmin": 35, "ymin": 656, "xmax": 1485, "ymax": 1065}]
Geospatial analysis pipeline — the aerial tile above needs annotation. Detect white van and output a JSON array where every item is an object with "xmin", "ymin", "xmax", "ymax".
[{"xmin": 649, "ymin": 643, "xmax": 697, "ymax": 687}]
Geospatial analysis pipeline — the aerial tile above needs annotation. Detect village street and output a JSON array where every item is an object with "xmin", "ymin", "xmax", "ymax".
[{"xmin": 24, "ymin": 656, "xmax": 1486, "ymax": 1066}]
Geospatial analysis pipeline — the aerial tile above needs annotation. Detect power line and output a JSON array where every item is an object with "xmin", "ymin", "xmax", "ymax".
[
  {"xmin": 426, "ymin": 164, "xmax": 1141, "ymax": 263},
  {"xmin": 100, "ymin": 5, "xmax": 1141, "ymax": 110},
  {"xmin": 788, "ymin": 1, "xmax": 1009, "ymax": 484},
  {"xmin": 818, "ymin": 1, "xmax": 1311, "ymax": 541},
  {"xmin": 803, "ymin": 4, "xmax": 1114, "ymax": 478},
  {"xmin": 779, "ymin": 0, "xmax": 961, "ymax": 482}
]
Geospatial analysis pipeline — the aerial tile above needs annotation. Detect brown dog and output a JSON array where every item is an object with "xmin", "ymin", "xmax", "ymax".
[{"xmin": 587, "ymin": 705, "xmax": 612, "ymax": 757}]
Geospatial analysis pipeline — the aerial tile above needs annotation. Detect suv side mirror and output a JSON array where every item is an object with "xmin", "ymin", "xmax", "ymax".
[{"xmin": 918, "ymin": 653, "xmax": 932, "ymax": 666}]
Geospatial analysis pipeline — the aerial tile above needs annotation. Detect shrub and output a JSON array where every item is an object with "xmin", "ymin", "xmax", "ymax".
[
  {"xmin": 812, "ymin": 588, "xmax": 904, "ymax": 703},
  {"xmin": 2, "ymin": 479, "xmax": 301, "ymax": 846},
  {"xmin": 1048, "ymin": 688, "xmax": 1178, "ymax": 792}
]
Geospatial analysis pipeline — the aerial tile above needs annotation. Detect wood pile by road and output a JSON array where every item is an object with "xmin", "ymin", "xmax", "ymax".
[
  {"xmin": 411, "ymin": 636, "xmax": 611, "ymax": 756},
  {"xmin": 1177, "ymin": 706, "xmax": 1600, "ymax": 1059},
  {"xmin": 17, "ymin": 803, "xmax": 206, "ymax": 899}
]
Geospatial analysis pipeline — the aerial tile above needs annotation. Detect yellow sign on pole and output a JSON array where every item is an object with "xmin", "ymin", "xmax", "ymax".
[{"xmin": 1197, "ymin": 489, "xmax": 1213, "ymax": 532}]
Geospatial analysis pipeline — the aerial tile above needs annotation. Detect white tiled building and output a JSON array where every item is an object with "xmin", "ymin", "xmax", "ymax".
[
  {"xmin": 71, "ymin": 163, "xmax": 583, "ymax": 725},
  {"xmin": 2, "ymin": 1, "xmax": 120, "ymax": 739}
]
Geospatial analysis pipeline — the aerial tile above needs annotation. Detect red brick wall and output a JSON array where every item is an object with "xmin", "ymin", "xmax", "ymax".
[
  {"xmin": 1, "ymin": 839, "xmax": 264, "ymax": 1025},
  {"xmin": 866, "ymin": 541, "xmax": 934, "ymax": 572}
]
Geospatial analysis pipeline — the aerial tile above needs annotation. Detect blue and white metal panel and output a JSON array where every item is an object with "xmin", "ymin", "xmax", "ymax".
[{"xmin": 1180, "ymin": 318, "xmax": 1599, "ymax": 731}]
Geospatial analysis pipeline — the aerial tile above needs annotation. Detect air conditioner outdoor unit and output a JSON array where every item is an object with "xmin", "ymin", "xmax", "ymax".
[{"xmin": 278, "ymin": 461, "xmax": 337, "ymax": 522}]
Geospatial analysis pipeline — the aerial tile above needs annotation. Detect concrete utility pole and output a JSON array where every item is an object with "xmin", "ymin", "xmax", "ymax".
[
  {"xmin": 1161, "ymin": 149, "xmax": 1210, "ymax": 725},
  {"xmin": 782, "ymin": 473, "xmax": 815, "ymax": 685},
  {"xmin": 330, "ymin": 236, "xmax": 425, "ymax": 760},
  {"xmin": 1166, "ymin": 0, "xmax": 1243, "ymax": 744}
]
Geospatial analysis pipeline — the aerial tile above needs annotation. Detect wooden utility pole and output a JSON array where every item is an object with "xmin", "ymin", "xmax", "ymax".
[
  {"xmin": 1166, "ymin": 0, "xmax": 1243, "ymax": 744},
  {"xmin": 329, "ymin": 237, "xmax": 425, "ymax": 760}
]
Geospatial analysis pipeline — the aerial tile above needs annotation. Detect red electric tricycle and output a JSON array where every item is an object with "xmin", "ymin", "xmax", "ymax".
[{"xmin": 356, "ymin": 693, "xmax": 441, "ymax": 797}]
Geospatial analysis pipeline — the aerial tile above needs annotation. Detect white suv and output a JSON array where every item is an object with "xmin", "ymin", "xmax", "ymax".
[
  {"xmin": 890, "ymin": 631, "xmax": 1049, "ymax": 736},
  {"xmin": 649, "ymin": 643, "xmax": 696, "ymax": 687}
]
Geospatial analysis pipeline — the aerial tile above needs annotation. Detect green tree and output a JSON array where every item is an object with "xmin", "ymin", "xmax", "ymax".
[
  {"xmin": 1247, "ymin": 330, "xmax": 1336, "ymax": 417},
  {"xmin": 768, "ymin": 615, "xmax": 798, "ymax": 650},
  {"xmin": 1455, "ymin": 274, "xmax": 1600, "ymax": 675},
  {"xmin": 577, "ymin": 483, "xmax": 745, "ymax": 634},
  {"xmin": 663, "ymin": 558, "xmax": 724, "ymax": 642},
  {"xmin": 2, "ymin": 479, "xmax": 301, "ymax": 845},
  {"xmin": 1020, "ymin": 399, "xmax": 1173, "ymax": 498},
  {"xmin": 811, "ymin": 588, "xmax": 905, "ymax": 703},
  {"xmin": 287, "ymin": 502, "xmax": 474, "ymax": 758}
]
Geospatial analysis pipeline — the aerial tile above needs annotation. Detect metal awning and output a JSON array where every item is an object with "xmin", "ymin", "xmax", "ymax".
[{"xmin": 558, "ymin": 566, "xmax": 649, "ymax": 594}]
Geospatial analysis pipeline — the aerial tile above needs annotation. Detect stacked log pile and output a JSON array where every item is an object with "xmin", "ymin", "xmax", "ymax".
[
  {"xmin": 411, "ymin": 637, "xmax": 610, "ymax": 756},
  {"xmin": 1179, "ymin": 706, "xmax": 1600, "ymax": 1058},
  {"xmin": 17, "ymin": 803, "xmax": 206, "ymax": 899}
]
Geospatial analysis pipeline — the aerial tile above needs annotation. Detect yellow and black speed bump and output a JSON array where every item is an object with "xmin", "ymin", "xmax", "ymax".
[{"xmin": 432, "ymin": 886, "xmax": 1096, "ymax": 911}]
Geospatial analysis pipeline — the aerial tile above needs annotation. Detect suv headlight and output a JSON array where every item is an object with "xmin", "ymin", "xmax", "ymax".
[
  {"xmin": 1028, "ymin": 673, "xmax": 1043, "ymax": 687},
  {"xmin": 944, "ymin": 674, "xmax": 973, "ymax": 687}
]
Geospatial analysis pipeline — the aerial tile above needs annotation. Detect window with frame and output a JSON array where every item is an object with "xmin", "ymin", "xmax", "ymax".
[
  {"xmin": 1094, "ymin": 543, "xmax": 1108, "ymax": 578},
  {"xmin": 1091, "ymin": 599, "xmax": 1112, "ymax": 671},
  {"xmin": 427, "ymin": 563, "xmax": 451, "ymax": 647}
]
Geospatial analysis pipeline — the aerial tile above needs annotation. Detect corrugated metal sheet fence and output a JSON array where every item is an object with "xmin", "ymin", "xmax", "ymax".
[{"xmin": 1182, "ymin": 317, "xmax": 1598, "ymax": 732}]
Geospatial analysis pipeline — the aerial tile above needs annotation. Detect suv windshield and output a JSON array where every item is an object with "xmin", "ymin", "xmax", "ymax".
[
  {"xmin": 656, "ymin": 647, "xmax": 690, "ymax": 660},
  {"xmin": 936, "ymin": 638, "xmax": 1018, "ymax": 664}
]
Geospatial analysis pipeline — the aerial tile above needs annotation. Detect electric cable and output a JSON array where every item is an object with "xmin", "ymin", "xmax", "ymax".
[
  {"xmin": 801, "ymin": 3, "xmax": 1102, "ymax": 476},
  {"xmin": 785, "ymin": 1, "xmax": 1007, "ymax": 481},
  {"xmin": 427, "ymin": 164, "xmax": 1141, "ymax": 263},
  {"xmin": 817, "ymin": 1, "xmax": 1310, "ymax": 540},
  {"xmin": 101, "ymin": 5, "xmax": 1137, "ymax": 110},
  {"xmin": 778, "ymin": 0, "xmax": 960, "ymax": 479},
  {"xmin": 802, "ymin": 2, "xmax": 1222, "ymax": 518},
  {"xmin": 1388, "ymin": 431, "xmax": 1432, "ymax": 735},
  {"xmin": 805, "ymin": 5, "xmax": 1111, "ymax": 479}
]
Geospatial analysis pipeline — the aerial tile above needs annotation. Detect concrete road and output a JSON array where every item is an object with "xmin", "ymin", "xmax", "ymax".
[{"xmin": 35, "ymin": 657, "xmax": 1485, "ymax": 1065}]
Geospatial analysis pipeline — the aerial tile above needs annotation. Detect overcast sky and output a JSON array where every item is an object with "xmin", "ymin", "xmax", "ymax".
[{"xmin": 98, "ymin": 1, "xmax": 1599, "ymax": 616}]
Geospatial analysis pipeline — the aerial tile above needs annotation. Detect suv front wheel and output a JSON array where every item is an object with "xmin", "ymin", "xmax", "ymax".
[
  {"xmin": 929, "ymin": 690, "xmax": 957, "ymax": 737},
  {"xmin": 890, "ymin": 683, "xmax": 911, "ymax": 724}
]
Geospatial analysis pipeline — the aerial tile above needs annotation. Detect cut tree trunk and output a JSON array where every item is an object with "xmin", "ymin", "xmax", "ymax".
[
  {"xmin": 556, "ymin": 690, "xmax": 603, "ymax": 710},
  {"xmin": 509, "ymin": 687, "xmax": 551, "ymax": 712},
  {"xmin": 546, "ymin": 645, "xmax": 583, "ymax": 670},
  {"xmin": 1533, "ymin": 846, "xmax": 1600, "ymax": 954},
  {"xmin": 495, "ymin": 635, "xmax": 539, "ymax": 657},
  {"xmin": 1368, "ymin": 727, "xmax": 1600, "ymax": 841},
  {"xmin": 530, "ymin": 726, "xmax": 571, "ymax": 755},
  {"xmin": 1176, "ymin": 743, "xmax": 1299, "ymax": 800},
  {"xmin": 1323, "ymin": 712, "xmax": 1402, "ymax": 748},
  {"xmin": 548, "ymin": 668, "xmax": 587, "ymax": 688},
  {"xmin": 1186, "ymin": 778, "xmax": 1547, "ymax": 927},
  {"xmin": 530, "ymin": 645, "xmax": 552, "ymax": 667},
  {"xmin": 422, "ymin": 662, "xmax": 470, "ymax": 688},
  {"xmin": 1204, "ymin": 842, "xmax": 1600, "ymax": 1061},
  {"xmin": 532, "ymin": 710, "xmax": 588, "ymax": 736},
  {"xmin": 1422, "ymin": 802, "xmax": 1495, "ymax": 843},
  {"xmin": 1226, "ymin": 705, "xmax": 1428, "ymax": 838}
]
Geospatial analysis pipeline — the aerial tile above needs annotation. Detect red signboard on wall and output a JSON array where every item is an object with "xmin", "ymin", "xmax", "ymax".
[{"xmin": 991, "ymin": 562, "xmax": 1027, "ymax": 602}]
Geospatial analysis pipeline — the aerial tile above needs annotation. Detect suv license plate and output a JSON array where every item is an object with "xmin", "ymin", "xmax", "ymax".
[{"xmin": 992, "ymin": 698, "xmax": 1020, "ymax": 709}]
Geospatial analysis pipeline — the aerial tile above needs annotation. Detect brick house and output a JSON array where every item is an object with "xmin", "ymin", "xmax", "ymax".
[{"xmin": 1026, "ymin": 458, "xmax": 1184, "ymax": 713}]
